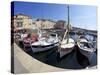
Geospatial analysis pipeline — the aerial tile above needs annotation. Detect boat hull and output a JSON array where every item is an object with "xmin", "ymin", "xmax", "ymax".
[
  {"xmin": 59, "ymin": 38, "xmax": 75, "ymax": 58},
  {"xmin": 59, "ymin": 46, "xmax": 74, "ymax": 58},
  {"xmin": 31, "ymin": 43, "xmax": 58, "ymax": 53},
  {"xmin": 79, "ymin": 47, "xmax": 94, "ymax": 59},
  {"xmin": 77, "ymin": 37, "xmax": 95, "ymax": 60}
]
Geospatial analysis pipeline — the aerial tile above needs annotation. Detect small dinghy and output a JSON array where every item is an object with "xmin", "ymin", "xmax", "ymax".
[{"xmin": 77, "ymin": 36, "xmax": 96, "ymax": 60}]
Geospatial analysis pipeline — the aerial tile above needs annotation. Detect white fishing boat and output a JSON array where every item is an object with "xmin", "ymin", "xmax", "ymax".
[
  {"xmin": 77, "ymin": 36, "xmax": 96, "ymax": 60},
  {"xmin": 30, "ymin": 18, "xmax": 59, "ymax": 53},
  {"xmin": 31, "ymin": 32, "xmax": 59, "ymax": 53},
  {"xmin": 59, "ymin": 38, "xmax": 75, "ymax": 58},
  {"xmin": 58, "ymin": 5, "xmax": 75, "ymax": 58}
]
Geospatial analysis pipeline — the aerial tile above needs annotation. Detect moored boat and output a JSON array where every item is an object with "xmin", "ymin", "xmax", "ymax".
[
  {"xmin": 31, "ymin": 32, "xmax": 59, "ymax": 53},
  {"xmin": 77, "ymin": 36, "xmax": 96, "ymax": 61},
  {"xmin": 59, "ymin": 38, "xmax": 75, "ymax": 58},
  {"xmin": 58, "ymin": 5, "xmax": 75, "ymax": 58}
]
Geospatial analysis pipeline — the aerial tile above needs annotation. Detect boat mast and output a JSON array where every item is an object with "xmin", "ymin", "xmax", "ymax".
[
  {"xmin": 62, "ymin": 5, "xmax": 70, "ymax": 44},
  {"xmin": 67, "ymin": 5, "xmax": 70, "ymax": 44}
]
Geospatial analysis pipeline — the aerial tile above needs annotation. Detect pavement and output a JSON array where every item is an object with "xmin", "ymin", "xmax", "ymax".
[{"xmin": 13, "ymin": 43, "xmax": 66, "ymax": 74}]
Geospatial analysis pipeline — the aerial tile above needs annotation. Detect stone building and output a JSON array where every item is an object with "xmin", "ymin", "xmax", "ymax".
[
  {"xmin": 11, "ymin": 14, "xmax": 32, "ymax": 31},
  {"xmin": 35, "ymin": 19, "xmax": 55, "ymax": 29},
  {"xmin": 54, "ymin": 20, "xmax": 66, "ymax": 29}
]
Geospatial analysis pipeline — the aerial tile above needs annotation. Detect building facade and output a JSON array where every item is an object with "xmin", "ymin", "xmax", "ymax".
[
  {"xmin": 35, "ymin": 19, "xmax": 55, "ymax": 29},
  {"xmin": 12, "ymin": 14, "xmax": 56, "ymax": 31},
  {"xmin": 54, "ymin": 20, "xmax": 66, "ymax": 29},
  {"xmin": 11, "ymin": 14, "xmax": 32, "ymax": 31}
]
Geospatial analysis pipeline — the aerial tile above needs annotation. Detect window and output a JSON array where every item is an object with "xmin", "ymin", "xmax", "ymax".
[
  {"xmin": 17, "ymin": 22, "xmax": 23, "ymax": 27},
  {"xmin": 32, "ymin": 22, "xmax": 35, "ymax": 24}
]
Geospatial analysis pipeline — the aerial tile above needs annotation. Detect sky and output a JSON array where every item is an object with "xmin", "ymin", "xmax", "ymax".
[{"xmin": 12, "ymin": 1, "xmax": 97, "ymax": 30}]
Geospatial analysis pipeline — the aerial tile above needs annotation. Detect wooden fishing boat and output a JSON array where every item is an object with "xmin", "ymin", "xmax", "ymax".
[
  {"xmin": 77, "ymin": 36, "xmax": 96, "ymax": 60},
  {"xmin": 58, "ymin": 5, "xmax": 75, "ymax": 58},
  {"xmin": 31, "ymin": 33, "xmax": 59, "ymax": 53}
]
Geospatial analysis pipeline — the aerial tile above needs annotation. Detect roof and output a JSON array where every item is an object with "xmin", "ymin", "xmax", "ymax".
[{"xmin": 14, "ymin": 13, "xmax": 32, "ymax": 19}]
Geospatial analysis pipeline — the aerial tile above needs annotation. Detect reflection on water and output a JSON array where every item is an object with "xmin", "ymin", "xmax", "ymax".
[{"xmin": 26, "ymin": 45, "xmax": 97, "ymax": 69}]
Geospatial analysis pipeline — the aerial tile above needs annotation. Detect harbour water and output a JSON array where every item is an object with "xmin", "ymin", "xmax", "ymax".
[
  {"xmin": 18, "ymin": 29, "xmax": 97, "ymax": 69},
  {"xmin": 26, "ymin": 45, "xmax": 97, "ymax": 69}
]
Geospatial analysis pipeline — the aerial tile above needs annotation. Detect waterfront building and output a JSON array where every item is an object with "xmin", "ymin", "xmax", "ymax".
[{"xmin": 11, "ymin": 14, "xmax": 32, "ymax": 31}]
